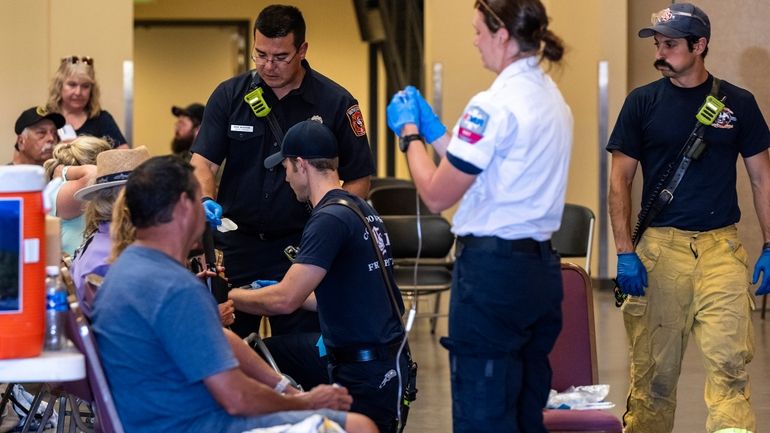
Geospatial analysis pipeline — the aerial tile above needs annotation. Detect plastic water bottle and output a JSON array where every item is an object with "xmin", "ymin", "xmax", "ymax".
[{"xmin": 44, "ymin": 266, "xmax": 68, "ymax": 351}]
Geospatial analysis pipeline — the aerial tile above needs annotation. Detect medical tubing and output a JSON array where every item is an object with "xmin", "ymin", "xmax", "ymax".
[{"xmin": 396, "ymin": 190, "xmax": 423, "ymax": 429}]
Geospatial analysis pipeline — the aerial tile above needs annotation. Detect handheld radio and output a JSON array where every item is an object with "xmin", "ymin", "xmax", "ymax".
[
  {"xmin": 244, "ymin": 85, "xmax": 285, "ymax": 144},
  {"xmin": 695, "ymin": 95, "xmax": 725, "ymax": 126},
  {"xmin": 244, "ymin": 87, "xmax": 271, "ymax": 118}
]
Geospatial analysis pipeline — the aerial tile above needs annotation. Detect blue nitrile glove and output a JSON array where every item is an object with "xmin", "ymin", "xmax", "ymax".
[
  {"xmin": 249, "ymin": 279, "xmax": 278, "ymax": 289},
  {"xmin": 752, "ymin": 248, "xmax": 770, "ymax": 295},
  {"xmin": 386, "ymin": 91, "xmax": 420, "ymax": 136},
  {"xmin": 405, "ymin": 85, "xmax": 447, "ymax": 143},
  {"xmin": 202, "ymin": 198, "xmax": 222, "ymax": 227},
  {"xmin": 616, "ymin": 252, "xmax": 648, "ymax": 297}
]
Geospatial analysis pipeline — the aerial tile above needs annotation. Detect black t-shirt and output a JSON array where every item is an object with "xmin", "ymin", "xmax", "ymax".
[
  {"xmin": 607, "ymin": 75, "xmax": 770, "ymax": 231},
  {"xmin": 191, "ymin": 61, "xmax": 375, "ymax": 237},
  {"xmin": 295, "ymin": 189, "xmax": 404, "ymax": 348},
  {"xmin": 76, "ymin": 110, "xmax": 127, "ymax": 148}
]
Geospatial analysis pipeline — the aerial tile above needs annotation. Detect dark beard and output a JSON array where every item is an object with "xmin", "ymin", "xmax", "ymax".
[{"xmin": 171, "ymin": 136, "xmax": 194, "ymax": 155}]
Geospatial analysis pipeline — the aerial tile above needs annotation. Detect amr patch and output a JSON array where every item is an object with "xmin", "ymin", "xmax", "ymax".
[
  {"xmin": 346, "ymin": 105, "xmax": 367, "ymax": 137},
  {"xmin": 457, "ymin": 105, "xmax": 489, "ymax": 144}
]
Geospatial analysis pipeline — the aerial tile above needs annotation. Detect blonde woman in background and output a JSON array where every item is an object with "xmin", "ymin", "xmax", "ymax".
[
  {"xmin": 44, "ymin": 136, "xmax": 112, "ymax": 256},
  {"xmin": 46, "ymin": 56, "xmax": 128, "ymax": 148}
]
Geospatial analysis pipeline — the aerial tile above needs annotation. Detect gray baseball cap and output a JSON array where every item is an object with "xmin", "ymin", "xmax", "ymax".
[{"xmin": 639, "ymin": 3, "xmax": 710, "ymax": 41}]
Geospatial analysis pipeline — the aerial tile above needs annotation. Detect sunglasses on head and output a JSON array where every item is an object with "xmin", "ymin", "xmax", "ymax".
[
  {"xmin": 61, "ymin": 56, "xmax": 93, "ymax": 66},
  {"xmin": 476, "ymin": 0, "xmax": 505, "ymax": 29}
]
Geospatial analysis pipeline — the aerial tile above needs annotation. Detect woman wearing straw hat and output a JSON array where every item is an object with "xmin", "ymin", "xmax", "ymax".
[
  {"xmin": 70, "ymin": 146, "xmax": 151, "ymax": 317},
  {"xmin": 70, "ymin": 147, "xmax": 236, "ymax": 325}
]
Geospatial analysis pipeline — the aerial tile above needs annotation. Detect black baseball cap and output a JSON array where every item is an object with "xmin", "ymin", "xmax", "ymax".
[
  {"xmin": 15, "ymin": 106, "xmax": 65, "ymax": 135},
  {"xmin": 638, "ymin": 3, "xmax": 710, "ymax": 41},
  {"xmin": 171, "ymin": 103, "xmax": 205, "ymax": 124},
  {"xmin": 264, "ymin": 120, "xmax": 337, "ymax": 169}
]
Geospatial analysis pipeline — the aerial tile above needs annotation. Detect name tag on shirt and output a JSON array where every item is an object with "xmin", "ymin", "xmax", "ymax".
[{"xmin": 230, "ymin": 124, "xmax": 254, "ymax": 132}]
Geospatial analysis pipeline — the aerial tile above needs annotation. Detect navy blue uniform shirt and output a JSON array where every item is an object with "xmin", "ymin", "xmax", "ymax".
[
  {"xmin": 295, "ymin": 189, "xmax": 404, "ymax": 348},
  {"xmin": 192, "ymin": 61, "xmax": 374, "ymax": 238},
  {"xmin": 607, "ymin": 75, "xmax": 770, "ymax": 231}
]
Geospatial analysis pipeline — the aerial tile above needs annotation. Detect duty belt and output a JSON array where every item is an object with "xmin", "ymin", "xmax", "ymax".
[
  {"xmin": 457, "ymin": 235, "xmax": 552, "ymax": 255},
  {"xmin": 327, "ymin": 342, "xmax": 402, "ymax": 364}
]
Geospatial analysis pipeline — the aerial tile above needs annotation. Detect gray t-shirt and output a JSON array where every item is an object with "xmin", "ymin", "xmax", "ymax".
[{"xmin": 92, "ymin": 245, "xmax": 238, "ymax": 432}]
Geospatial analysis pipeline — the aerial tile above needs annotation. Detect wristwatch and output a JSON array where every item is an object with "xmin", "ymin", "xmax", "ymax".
[{"xmin": 399, "ymin": 134, "xmax": 423, "ymax": 153}]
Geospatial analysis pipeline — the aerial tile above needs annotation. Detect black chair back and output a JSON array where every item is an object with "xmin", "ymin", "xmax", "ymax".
[
  {"xmin": 382, "ymin": 215, "xmax": 454, "ymax": 259},
  {"xmin": 551, "ymin": 203, "xmax": 595, "ymax": 273},
  {"xmin": 369, "ymin": 185, "xmax": 435, "ymax": 216}
]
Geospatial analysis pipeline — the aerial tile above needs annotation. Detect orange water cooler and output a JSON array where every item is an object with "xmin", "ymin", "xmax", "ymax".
[{"xmin": 0, "ymin": 165, "xmax": 46, "ymax": 359}]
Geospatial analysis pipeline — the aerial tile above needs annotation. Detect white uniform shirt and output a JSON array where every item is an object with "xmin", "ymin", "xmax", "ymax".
[{"xmin": 447, "ymin": 56, "xmax": 573, "ymax": 241}]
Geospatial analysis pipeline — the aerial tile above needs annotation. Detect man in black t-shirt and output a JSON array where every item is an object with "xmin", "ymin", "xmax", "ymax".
[
  {"xmin": 607, "ymin": 4, "xmax": 770, "ymax": 433},
  {"xmin": 229, "ymin": 120, "xmax": 406, "ymax": 433},
  {"xmin": 190, "ymin": 5, "xmax": 374, "ymax": 338}
]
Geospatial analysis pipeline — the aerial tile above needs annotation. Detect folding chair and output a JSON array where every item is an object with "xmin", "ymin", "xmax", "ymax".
[
  {"xmin": 382, "ymin": 215, "xmax": 454, "ymax": 334},
  {"xmin": 369, "ymin": 176, "xmax": 413, "ymax": 191},
  {"xmin": 552, "ymin": 203, "xmax": 595, "ymax": 275},
  {"xmin": 65, "ymin": 298, "xmax": 125, "ymax": 433},
  {"xmin": 543, "ymin": 263, "xmax": 622, "ymax": 433}
]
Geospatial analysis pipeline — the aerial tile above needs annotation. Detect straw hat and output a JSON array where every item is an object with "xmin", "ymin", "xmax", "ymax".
[{"xmin": 74, "ymin": 146, "xmax": 151, "ymax": 201}]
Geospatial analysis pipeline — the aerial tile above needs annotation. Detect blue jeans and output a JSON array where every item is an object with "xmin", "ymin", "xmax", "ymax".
[{"xmin": 441, "ymin": 236, "xmax": 562, "ymax": 433}]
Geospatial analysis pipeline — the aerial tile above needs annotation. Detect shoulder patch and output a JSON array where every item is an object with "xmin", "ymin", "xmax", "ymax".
[
  {"xmin": 458, "ymin": 105, "xmax": 489, "ymax": 144},
  {"xmin": 346, "ymin": 105, "xmax": 367, "ymax": 137}
]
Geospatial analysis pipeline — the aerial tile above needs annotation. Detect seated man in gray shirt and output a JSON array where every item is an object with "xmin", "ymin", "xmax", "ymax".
[{"xmin": 91, "ymin": 155, "xmax": 376, "ymax": 433}]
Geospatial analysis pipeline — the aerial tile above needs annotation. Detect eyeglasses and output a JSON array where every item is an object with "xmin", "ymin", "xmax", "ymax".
[
  {"xmin": 252, "ymin": 48, "xmax": 299, "ymax": 66},
  {"xmin": 651, "ymin": 8, "xmax": 708, "ymax": 28},
  {"xmin": 61, "ymin": 56, "xmax": 93, "ymax": 66},
  {"xmin": 475, "ymin": 0, "xmax": 505, "ymax": 30}
]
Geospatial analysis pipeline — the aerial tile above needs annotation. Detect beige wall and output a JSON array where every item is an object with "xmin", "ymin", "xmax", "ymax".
[
  {"xmin": 0, "ymin": 0, "xmax": 132, "ymax": 163},
  {"xmin": 133, "ymin": 25, "xmax": 241, "ymax": 154}
]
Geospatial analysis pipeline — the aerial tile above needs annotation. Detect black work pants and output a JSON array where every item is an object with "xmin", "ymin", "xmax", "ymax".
[{"xmin": 263, "ymin": 333, "xmax": 406, "ymax": 433}]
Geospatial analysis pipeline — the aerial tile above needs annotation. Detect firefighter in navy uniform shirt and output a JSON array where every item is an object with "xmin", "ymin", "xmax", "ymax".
[
  {"xmin": 229, "ymin": 120, "xmax": 407, "ymax": 433},
  {"xmin": 191, "ymin": 4, "xmax": 374, "ymax": 338}
]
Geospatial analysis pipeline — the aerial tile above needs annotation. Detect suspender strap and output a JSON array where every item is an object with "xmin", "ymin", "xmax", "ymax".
[{"xmin": 319, "ymin": 197, "xmax": 406, "ymax": 330}]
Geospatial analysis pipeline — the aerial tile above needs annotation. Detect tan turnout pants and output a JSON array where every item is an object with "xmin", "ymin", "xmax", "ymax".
[{"xmin": 621, "ymin": 225, "xmax": 755, "ymax": 433}]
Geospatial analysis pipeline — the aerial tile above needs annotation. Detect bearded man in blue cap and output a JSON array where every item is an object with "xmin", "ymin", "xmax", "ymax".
[{"xmin": 607, "ymin": 3, "xmax": 770, "ymax": 432}]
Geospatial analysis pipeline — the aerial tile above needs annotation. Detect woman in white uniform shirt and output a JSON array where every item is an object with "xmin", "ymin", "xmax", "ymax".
[{"xmin": 387, "ymin": 1, "xmax": 572, "ymax": 431}]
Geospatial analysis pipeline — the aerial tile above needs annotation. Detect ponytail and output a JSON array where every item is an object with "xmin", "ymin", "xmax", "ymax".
[
  {"xmin": 540, "ymin": 29, "xmax": 564, "ymax": 63},
  {"xmin": 109, "ymin": 188, "xmax": 135, "ymax": 263}
]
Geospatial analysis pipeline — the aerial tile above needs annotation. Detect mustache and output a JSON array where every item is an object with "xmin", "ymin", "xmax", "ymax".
[{"xmin": 653, "ymin": 59, "xmax": 676, "ymax": 72}]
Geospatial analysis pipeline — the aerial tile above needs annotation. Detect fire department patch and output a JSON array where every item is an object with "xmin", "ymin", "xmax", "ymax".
[
  {"xmin": 458, "ymin": 106, "xmax": 489, "ymax": 144},
  {"xmin": 712, "ymin": 106, "xmax": 736, "ymax": 129},
  {"xmin": 346, "ymin": 105, "xmax": 367, "ymax": 137}
]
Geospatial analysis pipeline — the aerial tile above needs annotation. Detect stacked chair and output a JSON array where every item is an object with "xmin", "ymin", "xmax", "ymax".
[{"xmin": 368, "ymin": 177, "xmax": 454, "ymax": 334}]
